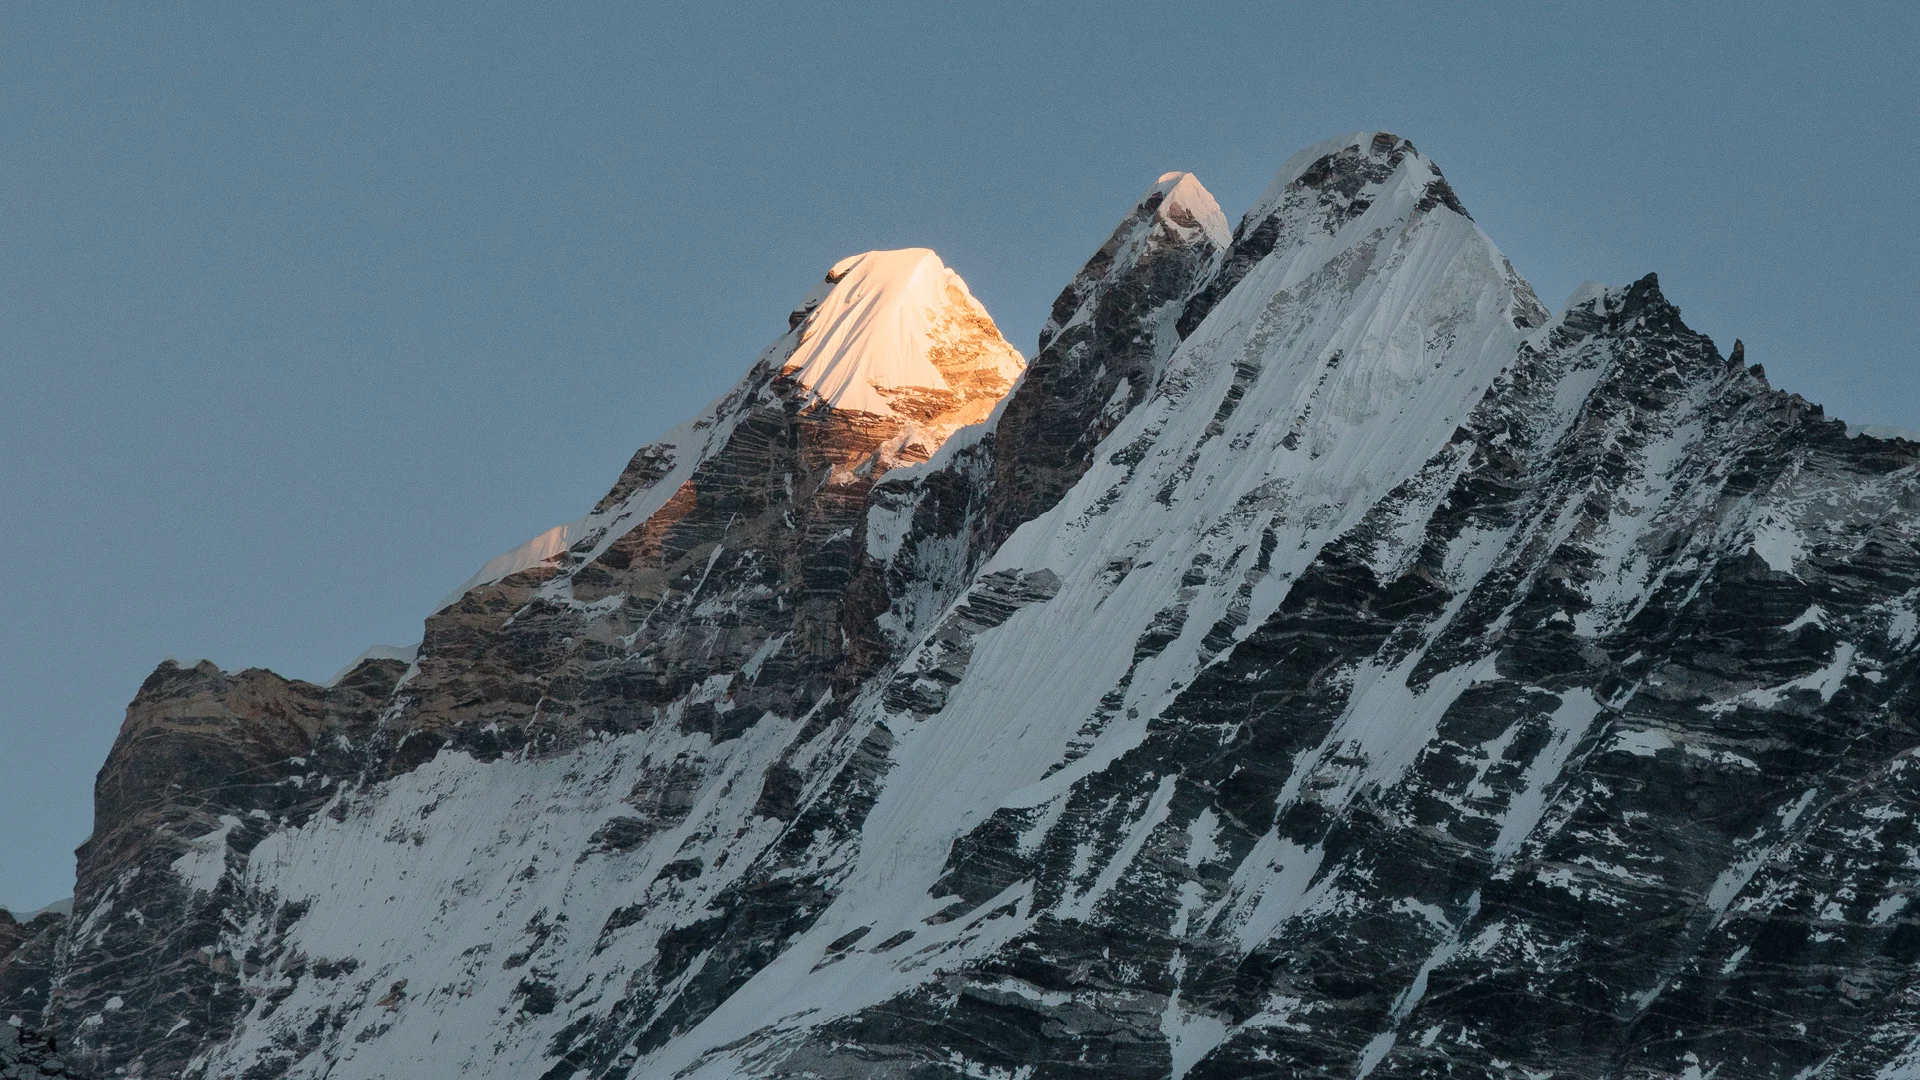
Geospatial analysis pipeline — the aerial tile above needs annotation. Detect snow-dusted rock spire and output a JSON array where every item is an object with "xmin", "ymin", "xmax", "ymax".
[
  {"xmin": 1036, "ymin": 170, "xmax": 1228, "ymax": 355},
  {"xmin": 856, "ymin": 169, "xmax": 1233, "ymax": 655},
  {"xmin": 984, "ymin": 169, "xmax": 1231, "ymax": 550}
]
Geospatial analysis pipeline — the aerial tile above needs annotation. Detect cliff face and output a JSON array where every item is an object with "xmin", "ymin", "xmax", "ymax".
[
  {"xmin": 857, "ymin": 171, "xmax": 1230, "ymax": 667},
  {"xmin": 44, "ymin": 658, "xmax": 404, "ymax": 1077},
  {"xmin": 0, "ymin": 908, "xmax": 65, "ymax": 1028},
  {"xmin": 34, "ymin": 134, "xmax": 1920, "ymax": 1080}
]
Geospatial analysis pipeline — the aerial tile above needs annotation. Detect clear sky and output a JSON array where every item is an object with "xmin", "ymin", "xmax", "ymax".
[{"xmin": 1, "ymin": 2, "xmax": 1914, "ymax": 912}]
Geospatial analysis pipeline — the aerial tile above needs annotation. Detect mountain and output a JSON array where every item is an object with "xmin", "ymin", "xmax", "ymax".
[{"xmin": 8, "ymin": 132, "xmax": 1918, "ymax": 1079}]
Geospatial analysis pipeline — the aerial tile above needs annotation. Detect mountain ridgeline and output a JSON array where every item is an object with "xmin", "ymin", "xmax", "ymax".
[{"xmin": 5, "ymin": 132, "xmax": 1918, "ymax": 1080}]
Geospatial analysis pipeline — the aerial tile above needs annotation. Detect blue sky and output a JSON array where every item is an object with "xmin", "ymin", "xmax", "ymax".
[{"xmin": 1, "ymin": 2, "xmax": 1914, "ymax": 911}]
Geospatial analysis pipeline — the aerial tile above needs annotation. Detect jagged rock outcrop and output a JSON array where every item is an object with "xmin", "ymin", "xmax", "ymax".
[
  {"xmin": 31, "ymin": 132, "xmax": 1920, "ymax": 1079},
  {"xmin": 0, "ymin": 1022, "xmax": 95, "ymax": 1080},
  {"xmin": 981, "ymin": 170, "xmax": 1229, "ymax": 551},
  {"xmin": 43, "ymin": 658, "xmax": 405, "ymax": 1077},
  {"xmin": 0, "ymin": 909, "xmax": 65, "ymax": 1029}
]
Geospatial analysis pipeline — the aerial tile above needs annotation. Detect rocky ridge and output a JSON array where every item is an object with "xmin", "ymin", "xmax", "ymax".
[
  {"xmin": 22, "ymin": 132, "xmax": 1920, "ymax": 1079},
  {"xmin": 0, "ymin": 908, "xmax": 65, "ymax": 1030}
]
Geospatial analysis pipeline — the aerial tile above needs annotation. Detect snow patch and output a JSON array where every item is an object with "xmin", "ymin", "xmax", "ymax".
[
  {"xmin": 1160, "ymin": 980, "xmax": 1229, "ymax": 1080},
  {"xmin": 1611, "ymin": 728, "xmax": 1675, "ymax": 757},
  {"xmin": 171, "ymin": 815, "xmax": 240, "ymax": 894},
  {"xmin": 1782, "ymin": 604, "xmax": 1826, "ymax": 633},
  {"xmin": 1716, "ymin": 643, "xmax": 1857, "ymax": 711},
  {"xmin": 1750, "ymin": 516, "xmax": 1804, "ymax": 575},
  {"xmin": 1492, "ymin": 691, "xmax": 1602, "ymax": 861},
  {"xmin": 1704, "ymin": 788, "xmax": 1820, "ymax": 923}
]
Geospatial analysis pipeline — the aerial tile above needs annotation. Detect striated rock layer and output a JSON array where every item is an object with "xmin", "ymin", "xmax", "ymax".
[
  {"xmin": 31, "ymin": 133, "xmax": 1920, "ymax": 1079},
  {"xmin": 0, "ymin": 906, "xmax": 66, "ymax": 1027}
]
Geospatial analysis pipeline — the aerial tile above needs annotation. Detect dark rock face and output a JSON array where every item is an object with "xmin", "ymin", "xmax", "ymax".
[
  {"xmin": 982, "ymin": 172, "xmax": 1228, "ymax": 554},
  {"xmin": 0, "ymin": 910, "xmax": 66, "ymax": 1028},
  {"xmin": 29, "ymin": 133, "xmax": 1920, "ymax": 1080},
  {"xmin": 0, "ymin": 1021, "xmax": 96, "ymax": 1079}
]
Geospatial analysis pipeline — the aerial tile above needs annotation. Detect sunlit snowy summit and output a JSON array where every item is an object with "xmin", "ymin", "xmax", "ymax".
[
  {"xmin": 780, "ymin": 248, "xmax": 1024, "ymax": 429},
  {"xmin": 9, "ymin": 132, "xmax": 1920, "ymax": 1080}
]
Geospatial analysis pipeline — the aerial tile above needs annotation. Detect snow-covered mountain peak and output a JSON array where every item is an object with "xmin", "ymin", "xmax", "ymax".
[
  {"xmin": 1147, "ymin": 171, "xmax": 1231, "ymax": 249},
  {"xmin": 779, "ymin": 247, "xmax": 1024, "ymax": 431},
  {"xmin": 1241, "ymin": 130, "xmax": 1464, "ymax": 229},
  {"xmin": 1037, "ymin": 173, "xmax": 1230, "ymax": 356},
  {"xmin": 1173, "ymin": 131, "xmax": 1524, "ymax": 342}
]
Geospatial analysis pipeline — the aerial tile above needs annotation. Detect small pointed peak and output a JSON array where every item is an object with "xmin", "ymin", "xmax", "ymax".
[
  {"xmin": 1173, "ymin": 133, "xmax": 1474, "ymax": 340},
  {"xmin": 1563, "ymin": 280, "xmax": 1617, "ymax": 313},
  {"xmin": 1142, "ymin": 172, "xmax": 1229, "ymax": 249},
  {"xmin": 1617, "ymin": 272, "xmax": 1683, "ymax": 327},
  {"xmin": 1042, "ymin": 173, "xmax": 1232, "ymax": 353},
  {"xmin": 1729, "ymin": 339, "xmax": 1745, "ymax": 367},
  {"xmin": 780, "ymin": 248, "xmax": 1023, "ymax": 444}
]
